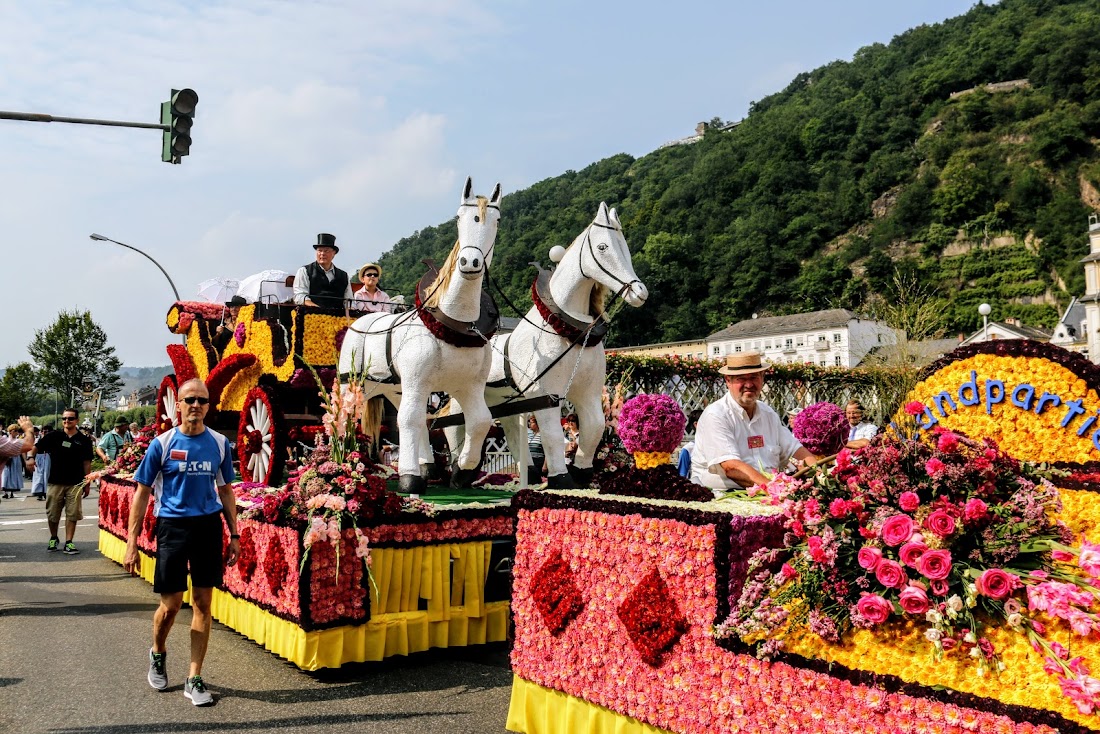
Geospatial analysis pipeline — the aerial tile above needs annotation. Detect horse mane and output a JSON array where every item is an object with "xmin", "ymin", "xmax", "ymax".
[
  {"xmin": 423, "ymin": 196, "xmax": 489, "ymax": 310},
  {"xmin": 589, "ymin": 282, "xmax": 608, "ymax": 319}
]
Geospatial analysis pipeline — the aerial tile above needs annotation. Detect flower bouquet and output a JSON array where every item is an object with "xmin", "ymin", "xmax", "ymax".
[
  {"xmin": 104, "ymin": 424, "xmax": 156, "ymax": 477},
  {"xmin": 791, "ymin": 401, "xmax": 849, "ymax": 456},
  {"xmin": 716, "ymin": 428, "xmax": 1100, "ymax": 715},
  {"xmin": 596, "ymin": 393, "xmax": 711, "ymax": 502}
]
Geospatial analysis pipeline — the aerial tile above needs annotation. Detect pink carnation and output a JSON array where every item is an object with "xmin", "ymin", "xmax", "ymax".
[
  {"xmin": 904, "ymin": 401, "xmax": 925, "ymax": 416},
  {"xmin": 963, "ymin": 498, "xmax": 989, "ymax": 524},
  {"xmin": 925, "ymin": 457, "xmax": 947, "ymax": 477},
  {"xmin": 936, "ymin": 432, "xmax": 959, "ymax": 453}
]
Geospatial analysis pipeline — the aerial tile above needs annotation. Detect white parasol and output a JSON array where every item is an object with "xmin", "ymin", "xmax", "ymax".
[
  {"xmin": 195, "ymin": 277, "xmax": 241, "ymax": 304},
  {"xmin": 237, "ymin": 269, "xmax": 293, "ymax": 303}
]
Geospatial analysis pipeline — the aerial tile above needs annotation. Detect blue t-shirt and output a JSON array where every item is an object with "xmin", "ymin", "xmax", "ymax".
[{"xmin": 134, "ymin": 427, "xmax": 235, "ymax": 518}]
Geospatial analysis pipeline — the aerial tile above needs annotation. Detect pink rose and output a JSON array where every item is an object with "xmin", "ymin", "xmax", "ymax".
[
  {"xmin": 856, "ymin": 594, "xmax": 893, "ymax": 625},
  {"xmin": 925, "ymin": 457, "xmax": 947, "ymax": 477},
  {"xmin": 880, "ymin": 514, "xmax": 915, "ymax": 547},
  {"xmin": 917, "ymin": 549, "xmax": 953, "ymax": 581},
  {"xmin": 899, "ymin": 541, "xmax": 928, "ymax": 568},
  {"xmin": 857, "ymin": 546, "xmax": 883, "ymax": 571},
  {"xmin": 875, "ymin": 559, "xmax": 908, "ymax": 590},
  {"xmin": 963, "ymin": 498, "xmax": 989, "ymax": 524},
  {"xmin": 898, "ymin": 491, "xmax": 920, "ymax": 512},
  {"xmin": 898, "ymin": 585, "xmax": 931, "ymax": 615},
  {"xmin": 924, "ymin": 509, "xmax": 956, "ymax": 538},
  {"xmin": 975, "ymin": 568, "xmax": 1019, "ymax": 601},
  {"xmin": 941, "ymin": 637, "xmax": 957, "ymax": 652},
  {"xmin": 930, "ymin": 578, "xmax": 949, "ymax": 596}
]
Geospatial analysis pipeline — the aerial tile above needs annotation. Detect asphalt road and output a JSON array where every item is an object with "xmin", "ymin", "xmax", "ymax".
[{"xmin": 0, "ymin": 487, "xmax": 514, "ymax": 734}]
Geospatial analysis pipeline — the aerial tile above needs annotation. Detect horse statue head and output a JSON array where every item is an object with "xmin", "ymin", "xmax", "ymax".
[
  {"xmin": 551, "ymin": 202, "xmax": 648, "ymax": 324},
  {"xmin": 421, "ymin": 176, "xmax": 502, "ymax": 322}
]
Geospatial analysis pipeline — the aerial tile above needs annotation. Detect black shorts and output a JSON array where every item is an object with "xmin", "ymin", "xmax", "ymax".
[{"xmin": 153, "ymin": 512, "xmax": 225, "ymax": 594}]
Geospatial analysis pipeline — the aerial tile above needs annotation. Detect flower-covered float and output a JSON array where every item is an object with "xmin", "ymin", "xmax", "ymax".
[
  {"xmin": 507, "ymin": 343, "xmax": 1100, "ymax": 734},
  {"xmin": 99, "ymin": 378, "xmax": 516, "ymax": 671}
]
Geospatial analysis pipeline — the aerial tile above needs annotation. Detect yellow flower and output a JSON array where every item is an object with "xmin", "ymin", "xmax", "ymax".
[{"xmin": 633, "ymin": 451, "xmax": 671, "ymax": 469}]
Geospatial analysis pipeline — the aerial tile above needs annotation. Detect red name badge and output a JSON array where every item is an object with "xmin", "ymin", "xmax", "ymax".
[
  {"xmin": 747, "ymin": 435, "xmax": 765, "ymax": 449},
  {"xmin": 169, "ymin": 449, "xmax": 188, "ymax": 461}
]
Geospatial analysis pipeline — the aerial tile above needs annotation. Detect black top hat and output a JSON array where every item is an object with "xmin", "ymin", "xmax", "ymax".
[
  {"xmin": 314, "ymin": 233, "xmax": 339, "ymax": 253},
  {"xmin": 225, "ymin": 295, "xmax": 247, "ymax": 307}
]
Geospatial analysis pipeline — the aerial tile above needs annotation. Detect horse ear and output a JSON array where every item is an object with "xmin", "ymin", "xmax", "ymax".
[
  {"xmin": 462, "ymin": 176, "xmax": 473, "ymax": 203},
  {"xmin": 490, "ymin": 183, "xmax": 502, "ymax": 205},
  {"xmin": 609, "ymin": 207, "xmax": 622, "ymax": 229},
  {"xmin": 595, "ymin": 202, "xmax": 610, "ymax": 226}
]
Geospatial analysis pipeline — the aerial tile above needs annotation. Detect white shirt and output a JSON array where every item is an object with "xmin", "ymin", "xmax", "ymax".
[
  {"xmin": 293, "ymin": 264, "xmax": 353, "ymax": 306},
  {"xmin": 848, "ymin": 421, "xmax": 878, "ymax": 442},
  {"xmin": 690, "ymin": 394, "xmax": 803, "ymax": 490}
]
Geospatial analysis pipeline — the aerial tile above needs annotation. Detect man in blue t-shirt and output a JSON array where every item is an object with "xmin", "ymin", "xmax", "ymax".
[{"xmin": 123, "ymin": 379, "xmax": 239, "ymax": 707}]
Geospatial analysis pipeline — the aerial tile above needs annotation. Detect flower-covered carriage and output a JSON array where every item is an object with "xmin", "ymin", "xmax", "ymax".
[{"xmin": 160, "ymin": 296, "xmax": 366, "ymax": 486}]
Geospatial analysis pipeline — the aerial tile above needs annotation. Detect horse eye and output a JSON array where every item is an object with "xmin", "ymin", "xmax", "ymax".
[
  {"xmin": 597, "ymin": 243, "xmax": 608, "ymax": 252},
  {"xmin": 474, "ymin": 215, "xmax": 480, "ymax": 223}
]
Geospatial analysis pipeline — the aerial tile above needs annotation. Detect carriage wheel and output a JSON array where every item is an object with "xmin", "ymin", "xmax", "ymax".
[
  {"xmin": 155, "ymin": 375, "xmax": 179, "ymax": 434},
  {"xmin": 238, "ymin": 386, "xmax": 285, "ymax": 486}
]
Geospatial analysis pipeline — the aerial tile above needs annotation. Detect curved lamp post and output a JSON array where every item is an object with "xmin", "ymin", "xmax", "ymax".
[
  {"xmin": 978, "ymin": 303, "xmax": 992, "ymax": 342},
  {"xmin": 90, "ymin": 233, "xmax": 181, "ymax": 303}
]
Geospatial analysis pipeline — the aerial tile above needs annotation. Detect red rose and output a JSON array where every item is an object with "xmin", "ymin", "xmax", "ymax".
[
  {"xmin": 975, "ymin": 568, "xmax": 1019, "ymax": 601},
  {"xmin": 875, "ymin": 559, "xmax": 908, "ymax": 590},
  {"xmin": 856, "ymin": 594, "xmax": 892, "ymax": 625},
  {"xmin": 880, "ymin": 514, "xmax": 914, "ymax": 547},
  {"xmin": 924, "ymin": 509, "xmax": 956, "ymax": 538},
  {"xmin": 917, "ymin": 549, "xmax": 953, "ymax": 581}
]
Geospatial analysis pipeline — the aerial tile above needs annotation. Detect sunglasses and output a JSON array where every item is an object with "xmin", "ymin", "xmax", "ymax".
[
  {"xmin": 61, "ymin": 416, "xmax": 78, "ymax": 421},
  {"xmin": 363, "ymin": 273, "xmax": 378, "ymax": 278},
  {"xmin": 181, "ymin": 396, "xmax": 210, "ymax": 405}
]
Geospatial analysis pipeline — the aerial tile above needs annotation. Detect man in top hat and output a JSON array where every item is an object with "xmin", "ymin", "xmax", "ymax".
[
  {"xmin": 212, "ymin": 295, "xmax": 246, "ymax": 354},
  {"xmin": 351, "ymin": 263, "xmax": 394, "ymax": 313},
  {"xmin": 293, "ymin": 233, "xmax": 353, "ymax": 309},
  {"xmin": 691, "ymin": 352, "xmax": 817, "ymax": 491},
  {"xmin": 97, "ymin": 416, "xmax": 132, "ymax": 464}
]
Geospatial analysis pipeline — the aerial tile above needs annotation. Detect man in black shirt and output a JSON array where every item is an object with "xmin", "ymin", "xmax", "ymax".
[
  {"xmin": 28, "ymin": 407, "xmax": 93, "ymax": 554},
  {"xmin": 292, "ymin": 233, "xmax": 352, "ymax": 308}
]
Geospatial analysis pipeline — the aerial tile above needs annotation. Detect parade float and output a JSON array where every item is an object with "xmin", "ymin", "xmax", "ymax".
[
  {"xmin": 506, "ymin": 343, "xmax": 1100, "ymax": 734},
  {"xmin": 99, "ymin": 179, "xmax": 517, "ymax": 670}
]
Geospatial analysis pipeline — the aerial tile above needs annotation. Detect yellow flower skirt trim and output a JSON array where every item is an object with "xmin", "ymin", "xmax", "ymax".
[
  {"xmin": 507, "ymin": 676, "xmax": 673, "ymax": 734},
  {"xmin": 99, "ymin": 530, "xmax": 509, "ymax": 671},
  {"xmin": 633, "ymin": 452, "xmax": 671, "ymax": 470}
]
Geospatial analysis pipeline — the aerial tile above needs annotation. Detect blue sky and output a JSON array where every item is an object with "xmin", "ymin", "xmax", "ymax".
[{"xmin": 0, "ymin": 0, "xmax": 982, "ymax": 367}]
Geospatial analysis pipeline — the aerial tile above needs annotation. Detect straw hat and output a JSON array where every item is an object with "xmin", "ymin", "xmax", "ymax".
[
  {"xmin": 717, "ymin": 351, "xmax": 768, "ymax": 376},
  {"xmin": 355, "ymin": 263, "xmax": 382, "ymax": 284}
]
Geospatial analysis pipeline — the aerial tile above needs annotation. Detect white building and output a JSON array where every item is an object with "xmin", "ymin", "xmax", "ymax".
[
  {"xmin": 705, "ymin": 309, "xmax": 898, "ymax": 367},
  {"xmin": 1049, "ymin": 297, "xmax": 1088, "ymax": 356},
  {"xmin": 958, "ymin": 318, "xmax": 1051, "ymax": 346},
  {"xmin": 1079, "ymin": 214, "xmax": 1100, "ymax": 362}
]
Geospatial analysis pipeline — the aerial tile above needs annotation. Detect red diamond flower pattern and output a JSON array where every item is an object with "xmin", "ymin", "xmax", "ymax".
[
  {"xmin": 530, "ymin": 553, "xmax": 585, "ymax": 636},
  {"xmin": 617, "ymin": 568, "xmax": 688, "ymax": 666}
]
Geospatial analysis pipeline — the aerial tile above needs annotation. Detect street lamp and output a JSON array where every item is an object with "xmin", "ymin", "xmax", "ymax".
[
  {"xmin": 90, "ymin": 233, "xmax": 181, "ymax": 303},
  {"xmin": 978, "ymin": 303, "xmax": 992, "ymax": 342}
]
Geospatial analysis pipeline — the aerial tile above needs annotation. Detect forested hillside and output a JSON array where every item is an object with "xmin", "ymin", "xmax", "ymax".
[{"xmin": 379, "ymin": 0, "xmax": 1100, "ymax": 346}]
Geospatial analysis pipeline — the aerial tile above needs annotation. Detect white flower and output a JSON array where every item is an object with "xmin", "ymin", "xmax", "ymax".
[
  {"xmin": 926, "ymin": 609, "xmax": 943, "ymax": 624},
  {"xmin": 964, "ymin": 630, "xmax": 977, "ymax": 644},
  {"xmin": 1007, "ymin": 613, "xmax": 1023, "ymax": 629},
  {"xmin": 969, "ymin": 646, "xmax": 981, "ymax": 659},
  {"xmin": 946, "ymin": 595, "xmax": 964, "ymax": 612},
  {"xmin": 924, "ymin": 628, "xmax": 943, "ymax": 642}
]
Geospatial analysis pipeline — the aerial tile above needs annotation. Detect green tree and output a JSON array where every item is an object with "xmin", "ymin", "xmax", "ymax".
[
  {"xmin": 28, "ymin": 310, "xmax": 123, "ymax": 407},
  {"xmin": 0, "ymin": 362, "xmax": 46, "ymax": 422}
]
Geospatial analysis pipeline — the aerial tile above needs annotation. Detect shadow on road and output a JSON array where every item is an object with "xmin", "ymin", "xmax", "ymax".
[
  {"xmin": 48, "ymin": 711, "xmax": 450, "ymax": 733},
  {"xmin": 0, "ymin": 600, "xmax": 159, "ymax": 616}
]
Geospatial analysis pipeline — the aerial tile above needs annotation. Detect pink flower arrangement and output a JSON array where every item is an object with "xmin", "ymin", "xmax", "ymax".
[
  {"xmin": 718, "ymin": 430, "xmax": 1100, "ymax": 712},
  {"xmin": 615, "ymin": 393, "xmax": 686, "ymax": 455},
  {"xmin": 791, "ymin": 401, "xmax": 849, "ymax": 456}
]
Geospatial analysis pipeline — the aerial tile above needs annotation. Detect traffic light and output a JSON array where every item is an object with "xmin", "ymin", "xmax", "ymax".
[{"xmin": 161, "ymin": 88, "xmax": 198, "ymax": 163}]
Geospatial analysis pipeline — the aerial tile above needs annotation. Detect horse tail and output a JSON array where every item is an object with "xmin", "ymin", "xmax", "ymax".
[{"xmin": 363, "ymin": 396, "xmax": 385, "ymax": 453}]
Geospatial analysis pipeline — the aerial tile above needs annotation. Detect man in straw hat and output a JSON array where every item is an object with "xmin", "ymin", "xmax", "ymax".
[
  {"xmin": 293, "ymin": 233, "xmax": 353, "ymax": 309},
  {"xmin": 351, "ymin": 262, "xmax": 394, "ymax": 313},
  {"xmin": 691, "ymin": 351, "xmax": 817, "ymax": 491},
  {"xmin": 96, "ymin": 415, "xmax": 132, "ymax": 464}
]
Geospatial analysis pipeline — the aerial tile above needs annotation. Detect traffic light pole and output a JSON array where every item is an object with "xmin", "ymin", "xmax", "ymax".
[{"xmin": 0, "ymin": 110, "xmax": 167, "ymax": 131}]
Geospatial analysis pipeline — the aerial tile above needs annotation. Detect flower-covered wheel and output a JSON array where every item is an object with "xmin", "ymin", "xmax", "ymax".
[
  {"xmin": 238, "ymin": 385, "xmax": 284, "ymax": 486},
  {"xmin": 155, "ymin": 374, "xmax": 179, "ymax": 434}
]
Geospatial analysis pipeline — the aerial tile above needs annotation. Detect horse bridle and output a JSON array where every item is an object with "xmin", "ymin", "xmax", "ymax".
[
  {"xmin": 578, "ymin": 220, "xmax": 643, "ymax": 299},
  {"xmin": 455, "ymin": 202, "xmax": 501, "ymax": 276}
]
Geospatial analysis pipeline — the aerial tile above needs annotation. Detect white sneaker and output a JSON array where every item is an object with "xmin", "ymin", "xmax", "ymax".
[{"xmin": 184, "ymin": 675, "xmax": 213, "ymax": 706}]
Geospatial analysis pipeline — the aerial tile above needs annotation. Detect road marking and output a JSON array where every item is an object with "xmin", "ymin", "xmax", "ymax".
[{"xmin": 0, "ymin": 515, "xmax": 98, "ymax": 526}]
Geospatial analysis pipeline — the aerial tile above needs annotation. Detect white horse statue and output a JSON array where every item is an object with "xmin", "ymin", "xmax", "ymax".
[
  {"xmin": 339, "ymin": 176, "xmax": 502, "ymax": 493},
  {"xmin": 446, "ymin": 202, "xmax": 647, "ymax": 488}
]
